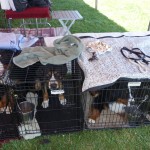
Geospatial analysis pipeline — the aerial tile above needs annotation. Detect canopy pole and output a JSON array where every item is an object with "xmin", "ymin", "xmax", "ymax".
[{"xmin": 95, "ymin": 0, "xmax": 98, "ymax": 10}]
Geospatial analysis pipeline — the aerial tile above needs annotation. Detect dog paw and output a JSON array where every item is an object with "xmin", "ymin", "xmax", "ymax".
[
  {"xmin": 60, "ymin": 99, "xmax": 67, "ymax": 105},
  {"xmin": 42, "ymin": 100, "xmax": 49, "ymax": 108},
  {"xmin": 88, "ymin": 118, "xmax": 96, "ymax": 124}
]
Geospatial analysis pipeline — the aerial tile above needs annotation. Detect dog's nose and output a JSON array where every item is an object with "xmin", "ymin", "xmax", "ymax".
[{"xmin": 50, "ymin": 83, "xmax": 57, "ymax": 89}]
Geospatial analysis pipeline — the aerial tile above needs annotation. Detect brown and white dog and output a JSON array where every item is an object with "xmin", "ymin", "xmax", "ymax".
[
  {"xmin": 0, "ymin": 93, "xmax": 14, "ymax": 114},
  {"xmin": 88, "ymin": 90, "xmax": 128, "ymax": 124},
  {"xmin": 35, "ymin": 64, "xmax": 67, "ymax": 108}
]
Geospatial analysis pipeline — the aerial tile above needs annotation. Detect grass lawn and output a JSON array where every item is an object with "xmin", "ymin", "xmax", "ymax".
[
  {"xmin": 1, "ymin": 0, "xmax": 149, "ymax": 32},
  {"xmin": 1, "ymin": 126, "xmax": 150, "ymax": 150},
  {"xmin": 49, "ymin": 0, "xmax": 150, "ymax": 32},
  {"xmin": 83, "ymin": 0, "xmax": 150, "ymax": 31},
  {"xmin": 0, "ymin": 0, "xmax": 150, "ymax": 149}
]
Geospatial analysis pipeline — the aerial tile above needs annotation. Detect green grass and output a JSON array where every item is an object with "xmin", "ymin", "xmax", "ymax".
[
  {"xmin": 83, "ymin": 0, "xmax": 150, "ymax": 31},
  {"xmin": 0, "ymin": 0, "xmax": 149, "ymax": 32},
  {"xmin": 0, "ymin": 0, "xmax": 150, "ymax": 149},
  {"xmin": 1, "ymin": 126, "xmax": 150, "ymax": 150},
  {"xmin": 48, "ymin": 0, "xmax": 150, "ymax": 32},
  {"xmin": 51, "ymin": 0, "xmax": 127, "ymax": 33}
]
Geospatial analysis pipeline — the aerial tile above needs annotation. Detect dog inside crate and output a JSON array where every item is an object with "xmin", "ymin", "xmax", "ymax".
[
  {"xmin": 84, "ymin": 80, "xmax": 150, "ymax": 129},
  {"xmin": 0, "ymin": 84, "xmax": 20, "ymax": 139},
  {"xmin": 9, "ymin": 62, "xmax": 71, "ymax": 106},
  {"xmin": 8, "ymin": 61, "xmax": 83, "ymax": 136},
  {"xmin": 0, "ymin": 50, "xmax": 20, "ymax": 139}
]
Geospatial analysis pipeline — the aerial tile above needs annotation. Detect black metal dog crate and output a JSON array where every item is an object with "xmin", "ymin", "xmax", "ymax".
[
  {"xmin": 9, "ymin": 59, "xmax": 83, "ymax": 137},
  {"xmin": 1, "ymin": 49, "xmax": 150, "ymax": 141},
  {"xmin": 0, "ymin": 50, "xmax": 20, "ymax": 140},
  {"xmin": 0, "ymin": 84, "xmax": 20, "ymax": 140},
  {"xmin": 82, "ymin": 79, "xmax": 150, "ymax": 129}
]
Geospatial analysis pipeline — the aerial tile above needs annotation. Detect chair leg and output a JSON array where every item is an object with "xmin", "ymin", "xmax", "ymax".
[
  {"xmin": 19, "ymin": 18, "xmax": 51, "ymax": 37},
  {"xmin": 7, "ymin": 18, "xmax": 12, "ymax": 32},
  {"xmin": 20, "ymin": 19, "xmax": 26, "ymax": 36},
  {"xmin": 35, "ymin": 18, "xmax": 39, "ymax": 36}
]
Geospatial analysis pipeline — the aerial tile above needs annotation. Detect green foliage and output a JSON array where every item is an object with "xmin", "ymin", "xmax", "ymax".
[
  {"xmin": 2, "ymin": 126, "xmax": 150, "ymax": 150},
  {"xmin": 1, "ymin": 0, "xmax": 149, "ymax": 32}
]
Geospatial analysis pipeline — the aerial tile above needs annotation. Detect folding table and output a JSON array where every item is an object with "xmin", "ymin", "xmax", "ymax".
[{"xmin": 52, "ymin": 10, "xmax": 83, "ymax": 35}]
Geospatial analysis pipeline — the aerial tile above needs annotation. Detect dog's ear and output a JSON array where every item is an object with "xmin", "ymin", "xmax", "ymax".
[
  {"xmin": 36, "ymin": 65, "xmax": 52, "ymax": 79},
  {"xmin": 116, "ymin": 98, "xmax": 128, "ymax": 105},
  {"xmin": 35, "ymin": 79, "xmax": 41, "ymax": 91},
  {"xmin": 53, "ymin": 64, "xmax": 67, "ymax": 78},
  {"xmin": 1, "ymin": 94, "xmax": 7, "ymax": 104},
  {"xmin": 89, "ymin": 91, "xmax": 100, "ymax": 97}
]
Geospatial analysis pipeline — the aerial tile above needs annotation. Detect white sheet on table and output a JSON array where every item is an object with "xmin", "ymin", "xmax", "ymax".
[{"xmin": 77, "ymin": 32, "xmax": 150, "ymax": 91}]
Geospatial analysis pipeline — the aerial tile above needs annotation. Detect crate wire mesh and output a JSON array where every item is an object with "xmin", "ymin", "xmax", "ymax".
[
  {"xmin": 83, "ymin": 79, "xmax": 150, "ymax": 129},
  {"xmin": 0, "ymin": 50, "xmax": 20, "ymax": 140},
  {"xmin": 8, "ymin": 58, "xmax": 83, "ymax": 137},
  {"xmin": 1, "ymin": 39, "xmax": 150, "ymax": 141}
]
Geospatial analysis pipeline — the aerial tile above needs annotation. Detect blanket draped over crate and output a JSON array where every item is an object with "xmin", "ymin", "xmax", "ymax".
[
  {"xmin": 76, "ymin": 32, "xmax": 150, "ymax": 91},
  {"xmin": 13, "ymin": 35, "xmax": 84, "ymax": 67}
]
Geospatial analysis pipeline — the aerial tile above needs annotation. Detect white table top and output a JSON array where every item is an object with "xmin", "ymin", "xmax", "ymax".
[{"xmin": 52, "ymin": 10, "xmax": 83, "ymax": 20}]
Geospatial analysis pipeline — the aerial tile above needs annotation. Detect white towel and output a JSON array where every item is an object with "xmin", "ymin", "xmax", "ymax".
[
  {"xmin": 19, "ymin": 36, "xmax": 39, "ymax": 49},
  {"xmin": 0, "ymin": 32, "xmax": 38, "ymax": 50},
  {"xmin": 0, "ymin": 32, "xmax": 18, "ymax": 50},
  {"xmin": 8, "ymin": 0, "xmax": 16, "ymax": 11},
  {"xmin": 0, "ymin": 0, "xmax": 11, "ymax": 10}
]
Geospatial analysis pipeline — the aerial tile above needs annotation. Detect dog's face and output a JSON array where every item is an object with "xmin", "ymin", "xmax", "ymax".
[
  {"xmin": 35, "ymin": 64, "xmax": 67, "ymax": 91},
  {"xmin": 48, "ymin": 71, "xmax": 63, "ymax": 90},
  {"xmin": 35, "ymin": 64, "xmax": 68, "ymax": 108}
]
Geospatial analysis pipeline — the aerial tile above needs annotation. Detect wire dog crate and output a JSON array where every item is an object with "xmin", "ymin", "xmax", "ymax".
[
  {"xmin": 82, "ymin": 79, "xmax": 150, "ymax": 129},
  {"xmin": 8, "ymin": 59, "xmax": 83, "ymax": 137},
  {"xmin": 1, "ymin": 48, "xmax": 150, "ymax": 140},
  {"xmin": 0, "ymin": 50, "xmax": 20, "ymax": 140}
]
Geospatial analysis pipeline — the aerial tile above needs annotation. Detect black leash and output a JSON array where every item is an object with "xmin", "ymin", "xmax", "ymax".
[
  {"xmin": 120, "ymin": 47, "xmax": 150, "ymax": 65},
  {"xmin": 78, "ymin": 34, "xmax": 150, "ymax": 39}
]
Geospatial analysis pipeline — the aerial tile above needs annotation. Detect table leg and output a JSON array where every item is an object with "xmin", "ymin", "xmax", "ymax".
[
  {"xmin": 58, "ymin": 19, "xmax": 75, "ymax": 35},
  {"xmin": 66, "ymin": 20, "xmax": 75, "ymax": 35}
]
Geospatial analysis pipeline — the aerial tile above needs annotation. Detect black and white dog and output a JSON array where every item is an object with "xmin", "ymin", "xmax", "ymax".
[
  {"xmin": 35, "ymin": 64, "xmax": 68, "ymax": 108},
  {"xmin": 9, "ymin": 62, "xmax": 68, "ymax": 108},
  {"xmin": 88, "ymin": 82, "xmax": 129, "ymax": 124}
]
